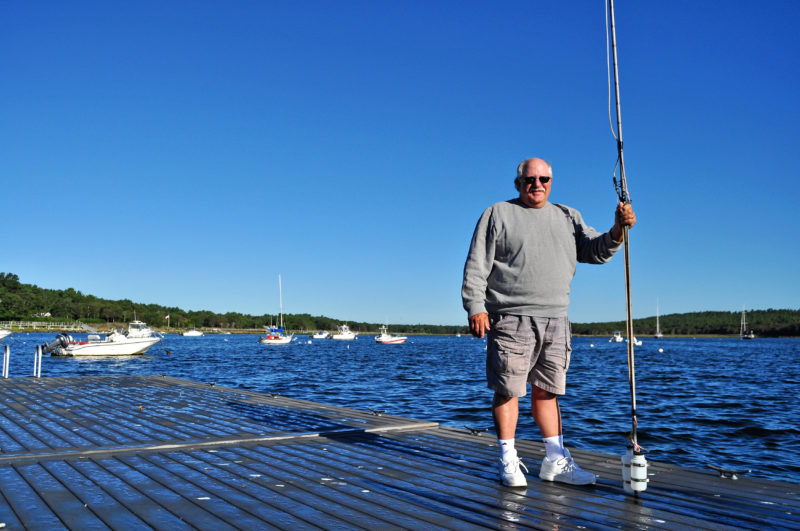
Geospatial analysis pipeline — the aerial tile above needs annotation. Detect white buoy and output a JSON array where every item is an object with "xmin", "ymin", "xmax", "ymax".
[
  {"xmin": 658, "ymin": 348, "xmax": 663, "ymax": 353},
  {"xmin": 590, "ymin": 343, "xmax": 594, "ymax": 348}
]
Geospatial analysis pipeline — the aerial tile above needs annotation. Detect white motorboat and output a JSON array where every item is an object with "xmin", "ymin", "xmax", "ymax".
[
  {"xmin": 311, "ymin": 331, "xmax": 331, "ymax": 339},
  {"xmin": 182, "ymin": 329, "xmax": 204, "ymax": 337},
  {"xmin": 259, "ymin": 274, "xmax": 294, "ymax": 345},
  {"xmin": 740, "ymin": 305, "xmax": 755, "ymax": 339},
  {"xmin": 375, "ymin": 325, "xmax": 407, "ymax": 344},
  {"xmin": 332, "ymin": 324, "xmax": 357, "ymax": 340},
  {"xmin": 609, "ymin": 330, "xmax": 624, "ymax": 343},
  {"xmin": 49, "ymin": 320, "xmax": 162, "ymax": 356},
  {"xmin": 0, "ymin": 329, "xmax": 11, "ymax": 341}
]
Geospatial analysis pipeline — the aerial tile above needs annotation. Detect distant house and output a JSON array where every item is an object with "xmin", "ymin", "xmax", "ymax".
[{"xmin": 34, "ymin": 312, "xmax": 52, "ymax": 317}]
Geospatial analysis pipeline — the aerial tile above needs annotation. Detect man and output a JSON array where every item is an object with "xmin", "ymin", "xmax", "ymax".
[{"xmin": 461, "ymin": 157, "xmax": 636, "ymax": 487}]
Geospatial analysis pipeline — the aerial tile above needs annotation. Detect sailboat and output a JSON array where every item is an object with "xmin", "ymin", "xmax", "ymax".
[
  {"xmin": 259, "ymin": 275, "xmax": 294, "ymax": 345},
  {"xmin": 740, "ymin": 305, "xmax": 755, "ymax": 340},
  {"xmin": 654, "ymin": 298, "xmax": 663, "ymax": 338}
]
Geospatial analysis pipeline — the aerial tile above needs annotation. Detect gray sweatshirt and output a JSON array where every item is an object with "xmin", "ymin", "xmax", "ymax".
[{"xmin": 462, "ymin": 198, "xmax": 622, "ymax": 318}]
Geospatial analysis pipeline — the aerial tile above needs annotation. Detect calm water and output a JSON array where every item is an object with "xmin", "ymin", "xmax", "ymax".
[{"xmin": 3, "ymin": 333, "xmax": 799, "ymax": 484}]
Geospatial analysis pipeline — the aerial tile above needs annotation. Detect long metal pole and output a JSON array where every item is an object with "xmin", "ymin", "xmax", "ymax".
[{"xmin": 608, "ymin": 0, "xmax": 638, "ymax": 450}]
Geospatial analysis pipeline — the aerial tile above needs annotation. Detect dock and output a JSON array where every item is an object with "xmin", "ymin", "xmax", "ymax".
[{"xmin": 0, "ymin": 376, "xmax": 797, "ymax": 529}]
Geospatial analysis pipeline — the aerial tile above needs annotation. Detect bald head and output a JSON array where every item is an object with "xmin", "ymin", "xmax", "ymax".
[{"xmin": 515, "ymin": 158, "xmax": 553, "ymax": 208}]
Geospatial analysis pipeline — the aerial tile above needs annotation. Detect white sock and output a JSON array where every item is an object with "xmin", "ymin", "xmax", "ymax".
[
  {"xmin": 498, "ymin": 438, "xmax": 517, "ymax": 462},
  {"xmin": 543, "ymin": 435, "xmax": 565, "ymax": 461}
]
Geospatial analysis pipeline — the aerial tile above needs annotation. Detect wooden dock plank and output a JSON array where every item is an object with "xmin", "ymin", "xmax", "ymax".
[
  {"xmin": 226, "ymin": 444, "xmax": 427, "ymax": 529},
  {"xmin": 89, "ymin": 455, "xmax": 238, "ymax": 531},
  {"xmin": 0, "ymin": 464, "xmax": 67, "ymax": 530},
  {"xmin": 233, "ymin": 443, "xmax": 498, "ymax": 530},
  {"xmin": 68, "ymin": 458, "xmax": 197, "ymax": 530},
  {"xmin": 146, "ymin": 450, "xmax": 328, "ymax": 529},
  {"xmin": 41, "ymin": 460, "xmax": 151, "ymax": 530},
  {"xmin": 269, "ymin": 438, "xmax": 577, "ymax": 530},
  {"xmin": 288, "ymin": 433, "xmax": 647, "ymax": 530},
  {"xmin": 115, "ymin": 453, "xmax": 272, "ymax": 530},
  {"xmin": 0, "ymin": 375, "xmax": 797, "ymax": 530},
  {"xmin": 14, "ymin": 462, "xmax": 109, "ymax": 530},
  {"xmin": 427, "ymin": 428, "xmax": 800, "ymax": 529}
]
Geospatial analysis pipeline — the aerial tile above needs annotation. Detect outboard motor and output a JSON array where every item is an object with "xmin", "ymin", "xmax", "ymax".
[{"xmin": 41, "ymin": 333, "xmax": 72, "ymax": 356}]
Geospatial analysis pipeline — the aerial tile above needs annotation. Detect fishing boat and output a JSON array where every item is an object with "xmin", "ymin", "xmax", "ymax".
[
  {"xmin": 0, "ymin": 329, "xmax": 11, "ymax": 341},
  {"xmin": 259, "ymin": 275, "xmax": 294, "ymax": 345},
  {"xmin": 740, "ymin": 306, "xmax": 755, "ymax": 340},
  {"xmin": 332, "ymin": 324, "xmax": 357, "ymax": 340},
  {"xmin": 48, "ymin": 320, "xmax": 162, "ymax": 356},
  {"xmin": 311, "ymin": 331, "xmax": 331, "ymax": 339},
  {"xmin": 182, "ymin": 329, "xmax": 204, "ymax": 337},
  {"xmin": 374, "ymin": 325, "xmax": 407, "ymax": 344},
  {"xmin": 609, "ymin": 330, "xmax": 623, "ymax": 343}
]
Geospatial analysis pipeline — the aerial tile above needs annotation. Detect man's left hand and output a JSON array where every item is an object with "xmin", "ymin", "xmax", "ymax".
[{"xmin": 610, "ymin": 202, "xmax": 636, "ymax": 242}]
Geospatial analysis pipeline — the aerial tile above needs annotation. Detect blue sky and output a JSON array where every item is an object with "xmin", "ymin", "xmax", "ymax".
[{"xmin": 2, "ymin": 1, "xmax": 798, "ymax": 326}]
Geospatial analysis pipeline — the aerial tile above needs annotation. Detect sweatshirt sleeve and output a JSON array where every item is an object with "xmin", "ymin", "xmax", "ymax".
[
  {"xmin": 569, "ymin": 207, "xmax": 622, "ymax": 264},
  {"xmin": 461, "ymin": 207, "xmax": 496, "ymax": 317}
]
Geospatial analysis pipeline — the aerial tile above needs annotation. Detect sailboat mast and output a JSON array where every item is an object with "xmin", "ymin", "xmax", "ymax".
[
  {"xmin": 279, "ymin": 274, "xmax": 284, "ymax": 330},
  {"xmin": 656, "ymin": 298, "xmax": 660, "ymax": 335}
]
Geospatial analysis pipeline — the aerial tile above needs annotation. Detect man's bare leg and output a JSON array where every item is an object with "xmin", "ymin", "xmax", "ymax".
[
  {"xmin": 492, "ymin": 393, "xmax": 519, "ymax": 439},
  {"xmin": 531, "ymin": 386, "xmax": 561, "ymax": 438}
]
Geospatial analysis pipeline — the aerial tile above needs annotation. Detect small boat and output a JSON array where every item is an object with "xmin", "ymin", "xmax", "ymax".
[
  {"xmin": 740, "ymin": 306, "xmax": 755, "ymax": 340},
  {"xmin": 182, "ymin": 329, "xmax": 204, "ymax": 337},
  {"xmin": 609, "ymin": 330, "xmax": 624, "ymax": 343},
  {"xmin": 332, "ymin": 324, "xmax": 357, "ymax": 340},
  {"xmin": 259, "ymin": 327, "xmax": 292, "ymax": 345},
  {"xmin": 311, "ymin": 331, "xmax": 331, "ymax": 339},
  {"xmin": 375, "ymin": 325, "xmax": 407, "ymax": 344},
  {"xmin": 626, "ymin": 336, "xmax": 643, "ymax": 346},
  {"xmin": 259, "ymin": 275, "xmax": 294, "ymax": 345},
  {"xmin": 0, "ymin": 329, "xmax": 11, "ymax": 341},
  {"xmin": 48, "ymin": 320, "xmax": 162, "ymax": 356}
]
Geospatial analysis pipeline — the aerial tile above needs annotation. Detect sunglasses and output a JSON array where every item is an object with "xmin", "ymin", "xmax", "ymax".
[{"xmin": 522, "ymin": 176, "xmax": 551, "ymax": 185}]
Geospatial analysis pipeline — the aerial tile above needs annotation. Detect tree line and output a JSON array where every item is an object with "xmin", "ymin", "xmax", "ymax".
[
  {"xmin": 0, "ymin": 273, "xmax": 465, "ymax": 334},
  {"xmin": 2, "ymin": 272, "xmax": 798, "ymax": 336},
  {"xmin": 570, "ymin": 308, "xmax": 800, "ymax": 337}
]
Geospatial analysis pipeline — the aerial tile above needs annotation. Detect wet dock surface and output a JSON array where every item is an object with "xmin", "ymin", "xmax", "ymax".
[{"xmin": 0, "ymin": 375, "xmax": 797, "ymax": 529}]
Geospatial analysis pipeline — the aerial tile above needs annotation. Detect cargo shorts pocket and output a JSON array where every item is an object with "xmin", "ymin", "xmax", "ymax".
[{"xmin": 493, "ymin": 338, "xmax": 529, "ymax": 376}]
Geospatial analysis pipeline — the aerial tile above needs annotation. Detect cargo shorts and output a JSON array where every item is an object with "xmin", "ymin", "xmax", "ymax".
[{"xmin": 486, "ymin": 313, "xmax": 572, "ymax": 397}]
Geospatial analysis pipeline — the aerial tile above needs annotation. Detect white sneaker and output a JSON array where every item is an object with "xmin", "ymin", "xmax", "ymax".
[
  {"xmin": 539, "ymin": 455, "xmax": 596, "ymax": 485},
  {"xmin": 498, "ymin": 457, "xmax": 528, "ymax": 487}
]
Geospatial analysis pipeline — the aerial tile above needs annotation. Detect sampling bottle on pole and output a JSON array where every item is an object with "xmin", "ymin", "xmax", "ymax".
[{"xmin": 606, "ymin": 0, "xmax": 648, "ymax": 495}]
